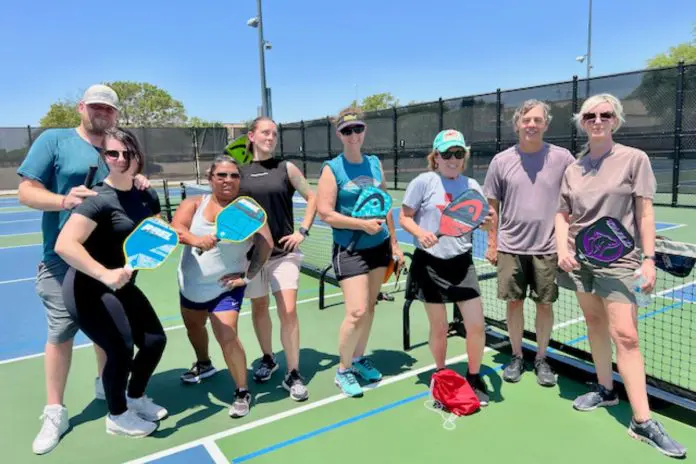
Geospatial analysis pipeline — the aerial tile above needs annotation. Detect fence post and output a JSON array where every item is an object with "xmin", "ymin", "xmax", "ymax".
[
  {"xmin": 26, "ymin": 125, "xmax": 33, "ymax": 148},
  {"xmin": 192, "ymin": 129, "xmax": 201, "ymax": 185},
  {"xmin": 571, "ymin": 75, "xmax": 579, "ymax": 155},
  {"xmin": 279, "ymin": 123, "xmax": 284, "ymax": 160},
  {"xmin": 438, "ymin": 97, "xmax": 444, "ymax": 131},
  {"xmin": 326, "ymin": 116, "xmax": 332, "ymax": 160},
  {"xmin": 672, "ymin": 61, "xmax": 685, "ymax": 207},
  {"xmin": 300, "ymin": 120, "xmax": 307, "ymax": 177},
  {"xmin": 496, "ymin": 88, "xmax": 502, "ymax": 153},
  {"xmin": 393, "ymin": 106, "xmax": 398, "ymax": 190}
]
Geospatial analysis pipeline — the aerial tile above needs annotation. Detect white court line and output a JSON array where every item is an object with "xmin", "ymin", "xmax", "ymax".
[
  {"xmin": 656, "ymin": 223, "xmax": 687, "ymax": 233},
  {"xmin": 203, "ymin": 441, "xmax": 229, "ymax": 464},
  {"xmin": 127, "ymin": 297, "xmax": 589, "ymax": 464},
  {"xmin": 0, "ymin": 243, "xmax": 40, "ymax": 250},
  {"xmin": 0, "ymin": 219, "xmax": 40, "ymax": 224},
  {"xmin": 0, "ymin": 280, "xmax": 405, "ymax": 366},
  {"xmin": 126, "ymin": 350, "xmax": 483, "ymax": 464},
  {"xmin": 0, "ymin": 277, "xmax": 35, "ymax": 285}
]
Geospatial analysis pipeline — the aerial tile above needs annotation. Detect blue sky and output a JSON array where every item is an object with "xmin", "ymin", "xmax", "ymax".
[{"xmin": 1, "ymin": 0, "xmax": 693, "ymax": 126}]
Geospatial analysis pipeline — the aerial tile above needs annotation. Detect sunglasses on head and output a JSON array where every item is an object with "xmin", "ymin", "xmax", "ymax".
[
  {"xmin": 439, "ymin": 149, "xmax": 467, "ymax": 160},
  {"xmin": 214, "ymin": 171, "xmax": 240, "ymax": 180},
  {"xmin": 104, "ymin": 150, "xmax": 136, "ymax": 161},
  {"xmin": 340, "ymin": 125, "xmax": 365, "ymax": 136},
  {"xmin": 582, "ymin": 112, "xmax": 615, "ymax": 122}
]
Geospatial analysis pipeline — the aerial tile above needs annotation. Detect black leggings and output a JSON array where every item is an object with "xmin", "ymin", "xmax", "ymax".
[{"xmin": 63, "ymin": 268, "xmax": 166, "ymax": 416}]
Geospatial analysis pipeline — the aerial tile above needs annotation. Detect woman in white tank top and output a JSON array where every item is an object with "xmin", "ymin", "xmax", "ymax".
[{"xmin": 171, "ymin": 156, "xmax": 273, "ymax": 419}]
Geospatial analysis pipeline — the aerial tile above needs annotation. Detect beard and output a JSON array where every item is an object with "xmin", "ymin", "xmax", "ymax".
[{"xmin": 85, "ymin": 115, "xmax": 114, "ymax": 134}]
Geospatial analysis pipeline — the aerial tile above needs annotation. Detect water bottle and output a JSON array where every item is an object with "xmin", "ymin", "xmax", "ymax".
[{"xmin": 632, "ymin": 269, "xmax": 652, "ymax": 307}]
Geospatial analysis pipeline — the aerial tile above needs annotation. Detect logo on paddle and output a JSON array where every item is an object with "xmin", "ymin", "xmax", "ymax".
[
  {"xmin": 582, "ymin": 230, "xmax": 625, "ymax": 264},
  {"xmin": 141, "ymin": 223, "xmax": 174, "ymax": 241}
]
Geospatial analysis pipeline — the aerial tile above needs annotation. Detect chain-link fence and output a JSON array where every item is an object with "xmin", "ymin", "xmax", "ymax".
[
  {"xmin": 2, "ymin": 62, "xmax": 694, "ymax": 206},
  {"xmin": 276, "ymin": 61, "xmax": 695, "ymax": 208},
  {"xmin": 0, "ymin": 126, "xmax": 229, "ymax": 190}
]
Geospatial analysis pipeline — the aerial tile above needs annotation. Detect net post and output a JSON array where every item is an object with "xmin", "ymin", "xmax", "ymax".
[
  {"xmin": 279, "ymin": 123, "xmax": 285, "ymax": 160},
  {"xmin": 438, "ymin": 97, "xmax": 444, "ymax": 131},
  {"xmin": 571, "ymin": 75, "xmax": 579, "ymax": 155},
  {"xmin": 326, "ymin": 116, "xmax": 332, "ymax": 159},
  {"xmin": 162, "ymin": 179, "xmax": 173, "ymax": 222},
  {"xmin": 671, "ymin": 60, "xmax": 685, "ymax": 207},
  {"xmin": 392, "ymin": 106, "xmax": 398, "ymax": 190},
  {"xmin": 180, "ymin": 182, "xmax": 187, "ymax": 201},
  {"xmin": 300, "ymin": 120, "xmax": 307, "ymax": 177},
  {"xmin": 495, "ymin": 89, "xmax": 502, "ymax": 153}
]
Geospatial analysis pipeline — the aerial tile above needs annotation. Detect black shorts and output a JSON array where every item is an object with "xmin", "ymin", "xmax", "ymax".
[
  {"xmin": 332, "ymin": 238, "xmax": 392, "ymax": 281},
  {"xmin": 406, "ymin": 248, "xmax": 481, "ymax": 304}
]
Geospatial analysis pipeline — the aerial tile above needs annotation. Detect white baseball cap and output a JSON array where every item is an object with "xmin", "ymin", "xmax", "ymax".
[{"xmin": 82, "ymin": 84, "xmax": 120, "ymax": 110}]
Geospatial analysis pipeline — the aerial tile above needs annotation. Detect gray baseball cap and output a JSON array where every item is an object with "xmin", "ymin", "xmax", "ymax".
[{"xmin": 82, "ymin": 84, "xmax": 120, "ymax": 110}]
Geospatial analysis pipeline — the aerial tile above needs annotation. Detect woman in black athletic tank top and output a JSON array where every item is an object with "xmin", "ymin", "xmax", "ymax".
[{"xmin": 55, "ymin": 128, "xmax": 167, "ymax": 438}]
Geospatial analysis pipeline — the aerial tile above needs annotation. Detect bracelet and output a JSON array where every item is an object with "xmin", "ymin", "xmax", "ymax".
[{"xmin": 60, "ymin": 196, "xmax": 67, "ymax": 210}]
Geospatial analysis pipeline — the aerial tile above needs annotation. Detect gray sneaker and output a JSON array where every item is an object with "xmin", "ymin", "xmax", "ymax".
[
  {"xmin": 628, "ymin": 418, "xmax": 687, "ymax": 458},
  {"xmin": 229, "ymin": 389, "xmax": 251, "ymax": 418},
  {"xmin": 503, "ymin": 356, "xmax": 524, "ymax": 383},
  {"xmin": 180, "ymin": 361, "xmax": 217, "ymax": 384},
  {"xmin": 573, "ymin": 384, "xmax": 619, "ymax": 411},
  {"xmin": 534, "ymin": 358, "xmax": 557, "ymax": 387},
  {"xmin": 282, "ymin": 370, "xmax": 309, "ymax": 402},
  {"xmin": 253, "ymin": 354, "xmax": 279, "ymax": 383}
]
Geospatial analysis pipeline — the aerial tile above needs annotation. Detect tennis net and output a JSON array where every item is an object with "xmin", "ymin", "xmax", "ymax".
[{"xmin": 470, "ymin": 236, "xmax": 696, "ymax": 411}]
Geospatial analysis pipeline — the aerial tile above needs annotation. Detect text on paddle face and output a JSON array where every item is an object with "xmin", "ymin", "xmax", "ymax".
[{"xmin": 141, "ymin": 223, "xmax": 173, "ymax": 241}]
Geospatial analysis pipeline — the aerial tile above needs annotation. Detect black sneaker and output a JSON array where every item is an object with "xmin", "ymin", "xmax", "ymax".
[
  {"xmin": 253, "ymin": 354, "xmax": 279, "ymax": 383},
  {"xmin": 180, "ymin": 360, "xmax": 217, "ymax": 384},
  {"xmin": 229, "ymin": 389, "xmax": 251, "ymax": 418},
  {"xmin": 573, "ymin": 384, "xmax": 619, "ymax": 411},
  {"xmin": 628, "ymin": 418, "xmax": 687, "ymax": 458},
  {"xmin": 503, "ymin": 356, "xmax": 524, "ymax": 383},
  {"xmin": 534, "ymin": 357, "xmax": 557, "ymax": 387},
  {"xmin": 282, "ymin": 370, "xmax": 309, "ymax": 402},
  {"xmin": 466, "ymin": 372, "xmax": 489, "ymax": 407}
]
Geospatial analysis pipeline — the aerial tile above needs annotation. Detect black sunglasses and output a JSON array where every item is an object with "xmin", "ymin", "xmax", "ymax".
[
  {"xmin": 582, "ymin": 112, "xmax": 615, "ymax": 122},
  {"xmin": 104, "ymin": 149, "xmax": 136, "ymax": 161},
  {"xmin": 439, "ymin": 150, "xmax": 467, "ymax": 160},
  {"xmin": 340, "ymin": 125, "xmax": 365, "ymax": 136},
  {"xmin": 214, "ymin": 172, "xmax": 240, "ymax": 180}
]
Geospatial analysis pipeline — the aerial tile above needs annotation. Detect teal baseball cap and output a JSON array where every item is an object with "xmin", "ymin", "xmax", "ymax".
[{"xmin": 433, "ymin": 129, "xmax": 469, "ymax": 153}]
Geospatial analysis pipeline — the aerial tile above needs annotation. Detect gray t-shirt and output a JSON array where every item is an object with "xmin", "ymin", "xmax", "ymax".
[
  {"xmin": 483, "ymin": 143, "xmax": 575, "ymax": 255},
  {"xmin": 559, "ymin": 143, "xmax": 656, "ymax": 270},
  {"xmin": 402, "ymin": 171, "xmax": 484, "ymax": 260}
]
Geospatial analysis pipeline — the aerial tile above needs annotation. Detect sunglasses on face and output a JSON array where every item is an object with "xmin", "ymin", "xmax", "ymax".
[
  {"xmin": 340, "ymin": 125, "xmax": 365, "ymax": 136},
  {"xmin": 104, "ymin": 150, "xmax": 136, "ymax": 161},
  {"xmin": 439, "ymin": 150, "xmax": 467, "ymax": 160},
  {"xmin": 582, "ymin": 112, "xmax": 615, "ymax": 122},
  {"xmin": 214, "ymin": 171, "xmax": 240, "ymax": 180}
]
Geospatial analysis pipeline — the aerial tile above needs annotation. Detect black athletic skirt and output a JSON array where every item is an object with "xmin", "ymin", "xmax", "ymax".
[{"xmin": 406, "ymin": 248, "xmax": 481, "ymax": 304}]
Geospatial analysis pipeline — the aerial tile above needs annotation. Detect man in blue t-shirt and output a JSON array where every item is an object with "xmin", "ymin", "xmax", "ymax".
[{"xmin": 17, "ymin": 84, "xmax": 151, "ymax": 455}]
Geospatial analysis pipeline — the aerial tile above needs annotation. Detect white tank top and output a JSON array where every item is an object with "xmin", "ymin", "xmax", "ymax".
[{"xmin": 177, "ymin": 195, "xmax": 254, "ymax": 303}]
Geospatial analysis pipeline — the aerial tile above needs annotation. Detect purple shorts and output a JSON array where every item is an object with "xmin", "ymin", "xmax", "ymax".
[{"xmin": 180, "ymin": 286, "xmax": 246, "ymax": 313}]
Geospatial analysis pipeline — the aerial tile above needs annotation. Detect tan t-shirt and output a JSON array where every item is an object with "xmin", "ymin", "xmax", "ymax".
[{"xmin": 558, "ymin": 143, "xmax": 656, "ymax": 270}]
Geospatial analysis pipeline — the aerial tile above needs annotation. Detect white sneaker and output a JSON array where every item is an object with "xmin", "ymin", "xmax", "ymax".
[
  {"xmin": 127, "ymin": 395, "xmax": 168, "ymax": 421},
  {"xmin": 106, "ymin": 409, "xmax": 157, "ymax": 438},
  {"xmin": 32, "ymin": 405, "xmax": 69, "ymax": 454},
  {"xmin": 95, "ymin": 377, "xmax": 105, "ymax": 401}
]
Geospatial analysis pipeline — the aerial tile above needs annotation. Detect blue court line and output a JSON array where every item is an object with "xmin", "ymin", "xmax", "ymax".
[{"xmin": 228, "ymin": 293, "xmax": 690, "ymax": 463}]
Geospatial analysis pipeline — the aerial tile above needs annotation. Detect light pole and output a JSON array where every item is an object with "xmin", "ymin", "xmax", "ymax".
[
  {"xmin": 575, "ymin": 0, "xmax": 593, "ymax": 97},
  {"xmin": 247, "ymin": 0, "xmax": 271, "ymax": 117}
]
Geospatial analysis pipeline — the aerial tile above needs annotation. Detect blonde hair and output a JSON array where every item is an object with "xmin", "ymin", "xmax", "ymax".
[
  {"xmin": 426, "ymin": 149, "xmax": 470, "ymax": 172},
  {"xmin": 512, "ymin": 99, "xmax": 552, "ymax": 128},
  {"xmin": 332, "ymin": 106, "xmax": 364, "ymax": 126},
  {"xmin": 572, "ymin": 93, "xmax": 625, "ymax": 133}
]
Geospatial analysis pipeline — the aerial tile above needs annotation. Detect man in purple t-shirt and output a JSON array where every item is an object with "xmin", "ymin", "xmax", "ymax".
[{"xmin": 483, "ymin": 100, "xmax": 575, "ymax": 387}]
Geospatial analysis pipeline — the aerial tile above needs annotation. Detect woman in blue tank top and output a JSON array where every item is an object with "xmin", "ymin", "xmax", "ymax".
[
  {"xmin": 171, "ymin": 156, "xmax": 273, "ymax": 418},
  {"xmin": 316, "ymin": 107, "xmax": 404, "ymax": 397}
]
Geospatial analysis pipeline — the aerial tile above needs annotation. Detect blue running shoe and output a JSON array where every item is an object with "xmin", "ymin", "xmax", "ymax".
[
  {"xmin": 352, "ymin": 357, "xmax": 382, "ymax": 382},
  {"xmin": 335, "ymin": 369, "xmax": 363, "ymax": 397}
]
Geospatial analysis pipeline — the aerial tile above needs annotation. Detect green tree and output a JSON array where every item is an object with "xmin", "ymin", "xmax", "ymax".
[
  {"xmin": 187, "ymin": 117, "xmax": 224, "ymax": 128},
  {"xmin": 39, "ymin": 100, "xmax": 81, "ymax": 127},
  {"xmin": 350, "ymin": 92, "xmax": 400, "ymax": 112},
  {"xmin": 39, "ymin": 81, "xmax": 192, "ymax": 128},
  {"xmin": 632, "ymin": 26, "xmax": 696, "ymax": 127}
]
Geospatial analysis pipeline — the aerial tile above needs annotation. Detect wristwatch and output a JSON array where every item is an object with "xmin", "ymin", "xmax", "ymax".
[
  {"xmin": 242, "ymin": 276, "xmax": 251, "ymax": 285},
  {"xmin": 643, "ymin": 255, "xmax": 656, "ymax": 262},
  {"xmin": 299, "ymin": 227, "xmax": 309, "ymax": 237}
]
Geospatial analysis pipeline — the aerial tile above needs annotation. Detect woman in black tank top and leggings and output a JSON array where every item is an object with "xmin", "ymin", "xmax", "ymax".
[{"xmin": 55, "ymin": 128, "xmax": 167, "ymax": 438}]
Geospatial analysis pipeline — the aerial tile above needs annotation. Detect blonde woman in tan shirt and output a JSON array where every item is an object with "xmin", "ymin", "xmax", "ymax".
[{"xmin": 555, "ymin": 93, "xmax": 685, "ymax": 458}]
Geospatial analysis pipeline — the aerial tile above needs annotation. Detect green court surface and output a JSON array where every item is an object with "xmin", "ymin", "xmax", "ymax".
[{"xmin": 0, "ymin": 194, "xmax": 694, "ymax": 463}]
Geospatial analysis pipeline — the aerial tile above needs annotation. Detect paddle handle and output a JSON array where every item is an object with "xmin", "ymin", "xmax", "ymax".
[
  {"xmin": 194, "ymin": 237, "xmax": 220, "ymax": 256},
  {"xmin": 85, "ymin": 165, "xmax": 98, "ymax": 188},
  {"xmin": 346, "ymin": 231, "xmax": 360, "ymax": 253}
]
